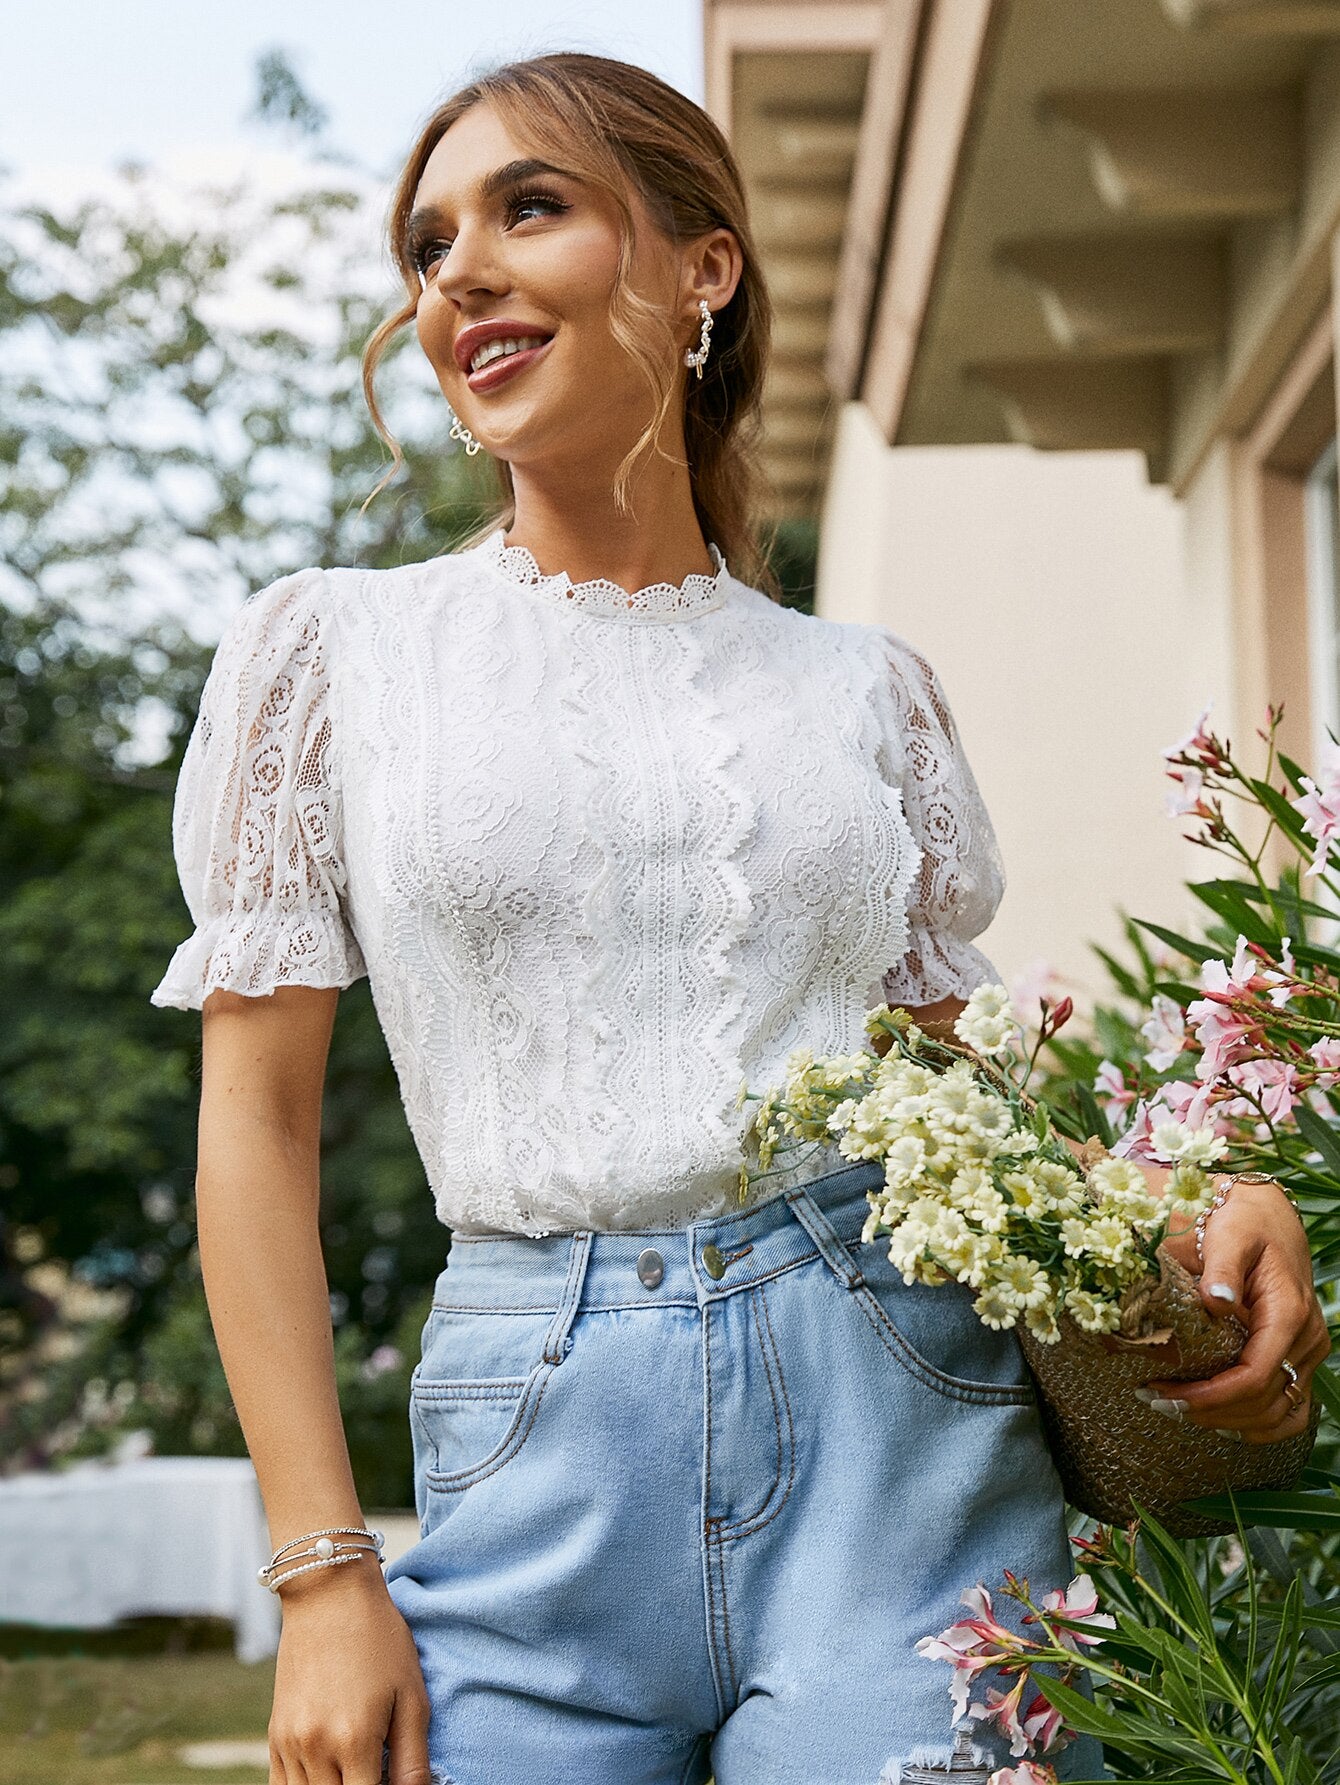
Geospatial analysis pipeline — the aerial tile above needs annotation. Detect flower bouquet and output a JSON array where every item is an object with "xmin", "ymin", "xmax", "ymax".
[{"xmin": 739, "ymin": 986, "xmax": 1319, "ymax": 1534}]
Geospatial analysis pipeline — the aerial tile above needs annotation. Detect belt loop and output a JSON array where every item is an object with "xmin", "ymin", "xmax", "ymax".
[
  {"xmin": 542, "ymin": 1231, "xmax": 593, "ymax": 1363},
  {"xmin": 785, "ymin": 1186, "xmax": 866, "ymax": 1290}
]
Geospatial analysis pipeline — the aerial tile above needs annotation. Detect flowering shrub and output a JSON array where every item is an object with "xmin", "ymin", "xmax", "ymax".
[
  {"xmin": 915, "ymin": 1568, "xmax": 1114, "ymax": 1779},
  {"xmin": 919, "ymin": 1511, "xmax": 1340, "ymax": 1784},
  {"xmin": 1058, "ymin": 707, "xmax": 1340, "ymax": 1232}
]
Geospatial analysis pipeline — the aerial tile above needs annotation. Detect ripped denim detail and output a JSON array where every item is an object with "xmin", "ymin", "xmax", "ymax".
[{"xmin": 879, "ymin": 1726, "xmax": 995, "ymax": 1783}]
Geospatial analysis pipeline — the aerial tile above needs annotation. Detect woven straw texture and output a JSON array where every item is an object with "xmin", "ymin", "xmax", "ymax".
[{"xmin": 1018, "ymin": 1251, "xmax": 1319, "ymax": 1536}]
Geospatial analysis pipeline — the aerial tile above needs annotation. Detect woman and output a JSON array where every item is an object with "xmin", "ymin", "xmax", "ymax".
[{"xmin": 150, "ymin": 52, "xmax": 1327, "ymax": 1785}]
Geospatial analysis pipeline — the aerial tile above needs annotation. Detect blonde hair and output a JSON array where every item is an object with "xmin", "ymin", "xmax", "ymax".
[{"xmin": 361, "ymin": 51, "xmax": 778, "ymax": 597}]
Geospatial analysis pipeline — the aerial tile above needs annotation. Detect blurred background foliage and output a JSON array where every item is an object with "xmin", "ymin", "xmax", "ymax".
[{"xmin": 0, "ymin": 53, "xmax": 817, "ymax": 1505}]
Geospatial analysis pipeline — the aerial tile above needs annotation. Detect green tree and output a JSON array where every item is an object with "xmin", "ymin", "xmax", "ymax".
[{"xmin": 0, "ymin": 57, "xmax": 493, "ymax": 1504}]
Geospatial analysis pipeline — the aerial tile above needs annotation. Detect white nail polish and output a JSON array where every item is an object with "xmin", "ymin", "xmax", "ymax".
[
  {"xmin": 1207, "ymin": 1282, "xmax": 1236, "ymax": 1302},
  {"xmin": 1149, "ymin": 1397, "xmax": 1190, "ymax": 1417},
  {"xmin": 1132, "ymin": 1385, "xmax": 1154, "ymax": 1403}
]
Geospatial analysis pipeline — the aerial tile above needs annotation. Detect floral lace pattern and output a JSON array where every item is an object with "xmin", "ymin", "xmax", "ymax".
[
  {"xmin": 872, "ymin": 629, "xmax": 1005, "ymax": 1006},
  {"xmin": 151, "ymin": 540, "xmax": 1003, "ymax": 1234}
]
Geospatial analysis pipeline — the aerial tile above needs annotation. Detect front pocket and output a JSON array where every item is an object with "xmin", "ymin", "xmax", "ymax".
[
  {"xmin": 412, "ymin": 1361, "xmax": 555, "ymax": 1492},
  {"xmin": 409, "ymin": 1305, "xmax": 558, "ymax": 1492},
  {"xmin": 848, "ymin": 1238, "xmax": 1036, "ymax": 1405}
]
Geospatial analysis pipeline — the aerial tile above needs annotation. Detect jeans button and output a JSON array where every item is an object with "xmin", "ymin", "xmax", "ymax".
[
  {"xmin": 702, "ymin": 1243, "xmax": 727, "ymax": 1281},
  {"xmin": 636, "ymin": 1247, "xmax": 665, "ymax": 1289}
]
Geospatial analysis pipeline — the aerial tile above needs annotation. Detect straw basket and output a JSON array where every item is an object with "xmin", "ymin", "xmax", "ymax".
[{"xmin": 1016, "ymin": 1249, "xmax": 1320, "ymax": 1536}]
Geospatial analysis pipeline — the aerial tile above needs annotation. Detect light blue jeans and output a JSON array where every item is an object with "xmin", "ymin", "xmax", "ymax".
[{"xmin": 382, "ymin": 1158, "xmax": 1109, "ymax": 1785}]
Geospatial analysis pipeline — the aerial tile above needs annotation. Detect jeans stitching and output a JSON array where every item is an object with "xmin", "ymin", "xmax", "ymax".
[
  {"xmin": 700, "ymin": 1306, "xmax": 731, "ymax": 1723},
  {"xmin": 720, "ymin": 1280, "xmax": 798, "ymax": 1544},
  {"xmin": 423, "ymin": 1359, "xmax": 557, "ymax": 1492},
  {"xmin": 854, "ymin": 1289, "xmax": 1036, "ymax": 1406}
]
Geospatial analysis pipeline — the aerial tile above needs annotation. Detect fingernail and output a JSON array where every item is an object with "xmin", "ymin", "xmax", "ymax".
[
  {"xmin": 1207, "ymin": 1282, "xmax": 1236, "ymax": 1302},
  {"xmin": 1147, "ymin": 1396, "xmax": 1190, "ymax": 1418},
  {"xmin": 1132, "ymin": 1385, "xmax": 1154, "ymax": 1403},
  {"xmin": 1213, "ymin": 1427, "xmax": 1245, "ymax": 1442}
]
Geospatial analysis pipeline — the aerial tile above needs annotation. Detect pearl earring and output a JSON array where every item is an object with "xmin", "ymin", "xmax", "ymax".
[
  {"xmin": 447, "ymin": 406, "xmax": 481, "ymax": 456},
  {"xmin": 684, "ymin": 298, "xmax": 713, "ymax": 379}
]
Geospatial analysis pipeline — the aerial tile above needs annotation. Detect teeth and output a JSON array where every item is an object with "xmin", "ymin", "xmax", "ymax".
[{"xmin": 469, "ymin": 334, "xmax": 547, "ymax": 374}]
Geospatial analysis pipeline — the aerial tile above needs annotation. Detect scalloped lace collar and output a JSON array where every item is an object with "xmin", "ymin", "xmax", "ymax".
[{"xmin": 478, "ymin": 528, "xmax": 731, "ymax": 621}]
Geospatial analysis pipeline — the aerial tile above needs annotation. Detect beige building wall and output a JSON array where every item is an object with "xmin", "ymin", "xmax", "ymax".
[{"xmin": 818, "ymin": 400, "xmax": 1211, "ymax": 1005}]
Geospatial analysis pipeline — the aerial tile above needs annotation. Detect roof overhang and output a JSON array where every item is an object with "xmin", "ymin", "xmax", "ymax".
[
  {"xmin": 832, "ymin": 0, "xmax": 1340, "ymax": 492},
  {"xmin": 704, "ymin": 1, "xmax": 888, "ymax": 518}
]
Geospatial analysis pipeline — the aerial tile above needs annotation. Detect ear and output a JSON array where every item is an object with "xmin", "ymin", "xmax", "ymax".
[{"xmin": 679, "ymin": 226, "xmax": 744, "ymax": 335}]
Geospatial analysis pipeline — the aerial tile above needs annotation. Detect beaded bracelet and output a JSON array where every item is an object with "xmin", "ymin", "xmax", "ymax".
[
  {"xmin": 1194, "ymin": 1169, "xmax": 1291, "ymax": 1272},
  {"xmin": 257, "ymin": 1524, "xmax": 386, "ymax": 1595}
]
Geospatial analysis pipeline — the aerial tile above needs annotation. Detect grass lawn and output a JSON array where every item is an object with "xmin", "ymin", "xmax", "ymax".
[{"xmin": 0, "ymin": 1621, "xmax": 273, "ymax": 1785}]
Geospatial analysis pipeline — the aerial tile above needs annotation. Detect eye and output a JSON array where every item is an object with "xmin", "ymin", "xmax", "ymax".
[
  {"xmin": 505, "ymin": 189, "xmax": 570, "ymax": 227},
  {"xmin": 412, "ymin": 240, "xmax": 449, "ymax": 287},
  {"xmin": 411, "ymin": 189, "xmax": 571, "ymax": 288}
]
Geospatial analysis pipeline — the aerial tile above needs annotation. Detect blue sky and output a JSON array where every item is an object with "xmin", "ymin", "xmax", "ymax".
[{"xmin": 1, "ymin": 0, "xmax": 704, "ymax": 180}]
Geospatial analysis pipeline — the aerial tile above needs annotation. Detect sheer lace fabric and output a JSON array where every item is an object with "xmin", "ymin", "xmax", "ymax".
[{"xmin": 151, "ymin": 533, "xmax": 1004, "ymax": 1235}]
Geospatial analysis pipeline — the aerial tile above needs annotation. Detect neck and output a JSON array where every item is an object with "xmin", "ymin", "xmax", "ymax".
[{"xmin": 503, "ymin": 441, "xmax": 714, "ymax": 592}]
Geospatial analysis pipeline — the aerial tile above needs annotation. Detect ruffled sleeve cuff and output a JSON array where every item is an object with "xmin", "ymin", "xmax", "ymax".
[{"xmin": 149, "ymin": 908, "xmax": 368, "ymax": 1011}]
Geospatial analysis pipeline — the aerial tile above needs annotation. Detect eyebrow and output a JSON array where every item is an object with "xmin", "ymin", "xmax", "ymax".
[{"xmin": 406, "ymin": 158, "xmax": 573, "ymax": 241}]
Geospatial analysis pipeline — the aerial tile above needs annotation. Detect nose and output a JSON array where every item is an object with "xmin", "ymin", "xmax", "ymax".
[{"xmin": 427, "ymin": 218, "xmax": 508, "ymax": 309}]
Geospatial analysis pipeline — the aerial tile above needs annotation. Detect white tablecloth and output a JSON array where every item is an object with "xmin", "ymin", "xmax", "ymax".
[{"xmin": 0, "ymin": 1454, "xmax": 280, "ymax": 1661}]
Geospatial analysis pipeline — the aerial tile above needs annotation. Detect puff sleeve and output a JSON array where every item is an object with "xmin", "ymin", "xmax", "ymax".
[
  {"xmin": 149, "ymin": 568, "xmax": 368, "ymax": 1011},
  {"xmin": 875, "ymin": 628, "xmax": 1006, "ymax": 1006}
]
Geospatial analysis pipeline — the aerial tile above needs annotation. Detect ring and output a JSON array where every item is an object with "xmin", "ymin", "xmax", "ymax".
[{"xmin": 1281, "ymin": 1357, "xmax": 1305, "ymax": 1410}]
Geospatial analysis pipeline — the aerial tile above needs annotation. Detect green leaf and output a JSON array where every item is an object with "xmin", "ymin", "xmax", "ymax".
[
  {"xmin": 1073, "ymin": 1081, "xmax": 1113, "ymax": 1149},
  {"xmin": 1291, "ymin": 1104, "xmax": 1340, "ymax": 1183},
  {"xmin": 1187, "ymin": 880, "xmax": 1279, "ymax": 944},
  {"xmin": 1309, "ymin": 1363, "xmax": 1340, "ymax": 1422},
  {"xmin": 1179, "ymin": 1489, "xmax": 1340, "ymax": 1530},
  {"xmin": 1132, "ymin": 920, "xmax": 1217, "ymax": 965}
]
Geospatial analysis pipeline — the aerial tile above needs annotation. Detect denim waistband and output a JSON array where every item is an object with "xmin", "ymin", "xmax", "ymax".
[{"xmin": 435, "ymin": 1158, "xmax": 886, "ymax": 1318}]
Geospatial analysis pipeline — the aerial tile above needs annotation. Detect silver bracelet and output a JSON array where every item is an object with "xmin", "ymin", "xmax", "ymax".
[
  {"xmin": 258, "ymin": 1524, "xmax": 386, "ymax": 1595},
  {"xmin": 1194, "ymin": 1169, "xmax": 1282, "ymax": 1271}
]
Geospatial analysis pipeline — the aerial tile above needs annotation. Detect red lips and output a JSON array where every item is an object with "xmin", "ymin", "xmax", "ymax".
[{"xmin": 453, "ymin": 318, "xmax": 555, "ymax": 374}]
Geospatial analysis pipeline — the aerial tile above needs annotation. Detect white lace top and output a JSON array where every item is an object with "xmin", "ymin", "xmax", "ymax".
[{"xmin": 149, "ymin": 528, "xmax": 1005, "ymax": 1234}]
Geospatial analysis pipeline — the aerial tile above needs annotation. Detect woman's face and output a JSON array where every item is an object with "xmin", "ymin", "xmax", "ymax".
[{"xmin": 408, "ymin": 102, "xmax": 688, "ymax": 470}]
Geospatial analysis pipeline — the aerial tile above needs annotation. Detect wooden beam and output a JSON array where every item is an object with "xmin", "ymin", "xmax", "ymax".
[
  {"xmin": 753, "ymin": 189, "xmax": 850, "ymax": 250},
  {"xmin": 1161, "ymin": 0, "xmax": 1340, "ymax": 30},
  {"xmin": 994, "ymin": 232, "xmax": 1228, "ymax": 354},
  {"xmin": 859, "ymin": 0, "xmax": 1003, "ymax": 439},
  {"xmin": 825, "ymin": 0, "xmax": 926, "ymax": 399},
  {"xmin": 1039, "ymin": 86, "xmax": 1302, "ymax": 219},
  {"xmin": 961, "ymin": 357, "xmax": 1170, "ymax": 469}
]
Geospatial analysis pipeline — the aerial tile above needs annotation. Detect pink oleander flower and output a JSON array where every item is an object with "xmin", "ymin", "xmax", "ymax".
[
  {"xmin": 1140, "ymin": 993, "xmax": 1187, "ymax": 1071},
  {"xmin": 968, "ymin": 1674, "xmax": 1032, "ymax": 1758},
  {"xmin": 1032, "ymin": 1575, "xmax": 1117, "ymax": 1653},
  {"xmin": 1226, "ymin": 1057, "xmax": 1301, "ymax": 1123},
  {"xmin": 1162, "ymin": 703, "xmax": 1217, "ymax": 765},
  {"xmin": 1110, "ymin": 1097, "xmax": 1158, "ymax": 1162},
  {"xmin": 1156, "ymin": 1077, "xmax": 1247, "ymax": 1136},
  {"xmin": 1309, "ymin": 1038, "xmax": 1340, "ymax": 1087},
  {"xmin": 1020, "ymin": 1686, "xmax": 1070, "ymax": 1754},
  {"xmin": 1164, "ymin": 762, "xmax": 1207, "ymax": 817},
  {"xmin": 1011, "ymin": 959, "xmax": 1064, "ymax": 1025},
  {"xmin": 1184, "ymin": 997, "xmax": 1257, "ymax": 1079},
  {"xmin": 989, "ymin": 1764, "xmax": 1059, "ymax": 1785},
  {"xmin": 1291, "ymin": 772, "xmax": 1340, "ymax": 878},
  {"xmin": 915, "ymin": 1584, "xmax": 1036, "ymax": 1720},
  {"xmin": 1092, "ymin": 1060, "xmax": 1135, "ymax": 1115}
]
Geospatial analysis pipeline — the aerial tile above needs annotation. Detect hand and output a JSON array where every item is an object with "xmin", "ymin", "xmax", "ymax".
[
  {"xmin": 268, "ymin": 1561, "xmax": 432, "ymax": 1785},
  {"xmin": 1148, "ymin": 1178, "xmax": 1330, "ymax": 1445}
]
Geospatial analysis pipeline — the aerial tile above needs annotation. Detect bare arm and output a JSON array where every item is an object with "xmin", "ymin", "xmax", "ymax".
[{"xmin": 197, "ymin": 983, "xmax": 431, "ymax": 1785}]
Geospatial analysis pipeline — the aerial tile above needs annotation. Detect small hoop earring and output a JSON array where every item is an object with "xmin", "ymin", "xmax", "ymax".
[
  {"xmin": 684, "ymin": 298, "xmax": 713, "ymax": 379},
  {"xmin": 447, "ymin": 406, "xmax": 482, "ymax": 456}
]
